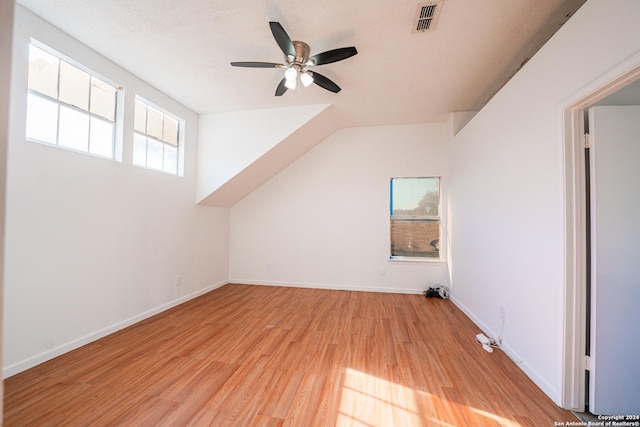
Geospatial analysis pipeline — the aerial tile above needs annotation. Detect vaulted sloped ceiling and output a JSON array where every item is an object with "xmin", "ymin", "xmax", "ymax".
[{"xmin": 197, "ymin": 104, "xmax": 336, "ymax": 207}]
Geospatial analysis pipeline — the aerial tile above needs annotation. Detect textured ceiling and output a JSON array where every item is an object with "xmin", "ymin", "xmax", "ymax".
[{"xmin": 17, "ymin": 0, "xmax": 587, "ymax": 127}]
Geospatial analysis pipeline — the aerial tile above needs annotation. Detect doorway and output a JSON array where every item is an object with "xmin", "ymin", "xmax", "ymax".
[
  {"xmin": 585, "ymin": 104, "xmax": 640, "ymax": 415},
  {"xmin": 562, "ymin": 58, "xmax": 640, "ymax": 414}
]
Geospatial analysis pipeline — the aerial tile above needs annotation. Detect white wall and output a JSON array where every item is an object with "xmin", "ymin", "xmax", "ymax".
[
  {"xmin": 3, "ymin": 6, "xmax": 229, "ymax": 377},
  {"xmin": 447, "ymin": 0, "xmax": 640, "ymax": 405},
  {"xmin": 1, "ymin": 0, "xmax": 16, "ymax": 415},
  {"xmin": 230, "ymin": 123, "xmax": 449, "ymax": 293}
]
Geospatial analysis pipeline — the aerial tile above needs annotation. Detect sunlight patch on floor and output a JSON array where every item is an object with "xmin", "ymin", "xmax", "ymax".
[
  {"xmin": 467, "ymin": 407, "xmax": 523, "ymax": 427},
  {"xmin": 337, "ymin": 368, "xmax": 523, "ymax": 426},
  {"xmin": 337, "ymin": 368, "xmax": 422, "ymax": 426}
]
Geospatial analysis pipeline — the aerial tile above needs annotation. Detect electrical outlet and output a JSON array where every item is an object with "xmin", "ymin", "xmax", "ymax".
[
  {"xmin": 379, "ymin": 267, "xmax": 386, "ymax": 276},
  {"xmin": 176, "ymin": 275, "xmax": 182, "ymax": 287},
  {"xmin": 500, "ymin": 306, "xmax": 506, "ymax": 321}
]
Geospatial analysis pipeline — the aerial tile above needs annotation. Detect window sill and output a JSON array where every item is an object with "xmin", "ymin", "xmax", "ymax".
[{"xmin": 388, "ymin": 256, "xmax": 446, "ymax": 264}]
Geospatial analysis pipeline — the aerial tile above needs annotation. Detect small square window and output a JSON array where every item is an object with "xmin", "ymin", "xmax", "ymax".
[
  {"xmin": 390, "ymin": 177, "xmax": 441, "ymax": 259},
  {"xmin": 133, "ymin": 97, "xmax": 182, "ymax": 175}
]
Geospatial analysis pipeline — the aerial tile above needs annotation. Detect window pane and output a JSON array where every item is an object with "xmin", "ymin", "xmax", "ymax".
[
  {"xmin": 390, "ymin": 219, "xmax": 440, "ymax": 258},
  {"xmin": 163, "ymin": 144, "xmax": 178, "ymax": 174},
  {"xmin": 391, "ymin": 177, "xmax": 439, "ymax": 216},
  {"xmin": 146, "ymin": 106, "xmax": 163, "ymax": 140},
  {"xmin": 90, "ymin": 77, "xmax": 116, "ymax": 121},
  {"xmin": 89, "ymin": 118, "xmax": 114, "ymax": 158},
  {"xmin": 26, "ymin": 94, "xmax": 58, "ymax": 144},
  {"xmin": 58, "ymin": 106, "xmax": 89, "ymax": 151},
  {"xmin": 134, "ymin": 99, "xmax": 147, "ymax": 133},
  {"xmin": 59, "ymin": 61, "xmax": 90, "ymax": 110},
  {"xmin": 163, "ymin": 115, "xmax": 178, "ymax": 146},
  {"xmin": 147, "ymin": 138, "xmax": 163, "ymax": 170},
  {"xmin": 28, "ymin": 45, "xmax": 59, "ymax": 98},
  {"xmin": 133, "ymin": 133, "xmax": 147, "ymax": 166}
]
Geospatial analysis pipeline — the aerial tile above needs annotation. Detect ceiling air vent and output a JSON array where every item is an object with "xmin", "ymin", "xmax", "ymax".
[{"xmin": 413, "ymin": 1, "xmax": 443, "ymax": 32}]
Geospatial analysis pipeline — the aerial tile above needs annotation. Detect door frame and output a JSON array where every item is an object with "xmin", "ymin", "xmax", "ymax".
[{"xmin": 561, "ymin": 52, "xmax": 640, "ymax": 411}]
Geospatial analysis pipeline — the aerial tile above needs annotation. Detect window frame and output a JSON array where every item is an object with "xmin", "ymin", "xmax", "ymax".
[
  {"xmin": 389, "ymin": 176, "xmax": 443, "ymax": 262},
  {"xmin": 132, "ymin": 96, "xmax": 184, "ymax": 176},
  {"xmin": 25, "ymin": 38, "xmax": 124, "ymax": 162}
]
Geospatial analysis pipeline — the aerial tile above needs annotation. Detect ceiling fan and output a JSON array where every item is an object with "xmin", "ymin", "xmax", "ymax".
[{"xmin": 231, "ymin": 22, "xmax": 358, "ymax": 96}]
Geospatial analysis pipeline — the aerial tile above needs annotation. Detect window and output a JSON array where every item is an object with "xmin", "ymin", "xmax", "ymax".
[
  {"xmin": 26, "ymin": 41, "xmax": 120, "ymax": 159},
  {"xmin": 133, "ymin": 98, "xmax": 181, "ymax": 175},
  {"xmin": 390, "ymin": 177, "xmax": 441, "ymax": 259}
]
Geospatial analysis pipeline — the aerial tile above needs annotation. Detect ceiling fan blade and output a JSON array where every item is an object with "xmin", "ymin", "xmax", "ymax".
[
  {"xmin": 230, "ymin": 61, "xmax": 282, "ymax": 68},
  {"xmin": 309, "ymin": 71, "xmax": 341, "ymax": 93},
  {"xmin": 269, "ymin": 22, "xmax": 295, "ymax": 58},
  {"xmin": 308, "ymin": 47, "xmax": 357, "ymax": 65},
  {"xmin": 275, "ymin": 77, "xmax": 288, "ymax": 96}
]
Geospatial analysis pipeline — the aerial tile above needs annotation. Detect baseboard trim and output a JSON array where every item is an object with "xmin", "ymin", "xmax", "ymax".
[
  {"xmin": 450, "ymin": 295, "xmax": 558, "ymax": 403},
  {"xmin": 230, "ymin": 278, "xmax": 425, "ymax": 295},
  {"xmin": 3, "ymin": 280, "xmax": 229, "ymax": 379}
]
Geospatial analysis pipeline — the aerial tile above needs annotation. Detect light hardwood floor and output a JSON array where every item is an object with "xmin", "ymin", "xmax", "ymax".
[{"xmin": 4, "ymin": 284, "xmax": 577, "ymax": 426}]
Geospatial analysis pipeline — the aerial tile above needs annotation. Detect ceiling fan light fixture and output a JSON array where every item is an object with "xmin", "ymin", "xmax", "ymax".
[
  {"xmin": 284, "ymin": 67, "xmax": 297, "ymax": 82},
  {"xmin": 284, "ymin": 75, "xmax": 298, "ymax": 91},
  {"xmin": 300, "ymin": 71, "xmax": 314, "ymax": 87}
]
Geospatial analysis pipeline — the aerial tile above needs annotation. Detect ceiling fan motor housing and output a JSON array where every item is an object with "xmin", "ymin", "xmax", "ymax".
[{"xmin": 291, "ymin": 41, "xmax": 311, "ymax": 64}]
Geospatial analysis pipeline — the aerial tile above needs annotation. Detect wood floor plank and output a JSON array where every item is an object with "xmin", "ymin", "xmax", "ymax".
[
  {"xmin": 3, "ymin": 284, "xmax": 577, "ymax": 426},
  {"xmin": 258, "ymin": 370, "xmax": 305, "ymax": 419}
]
